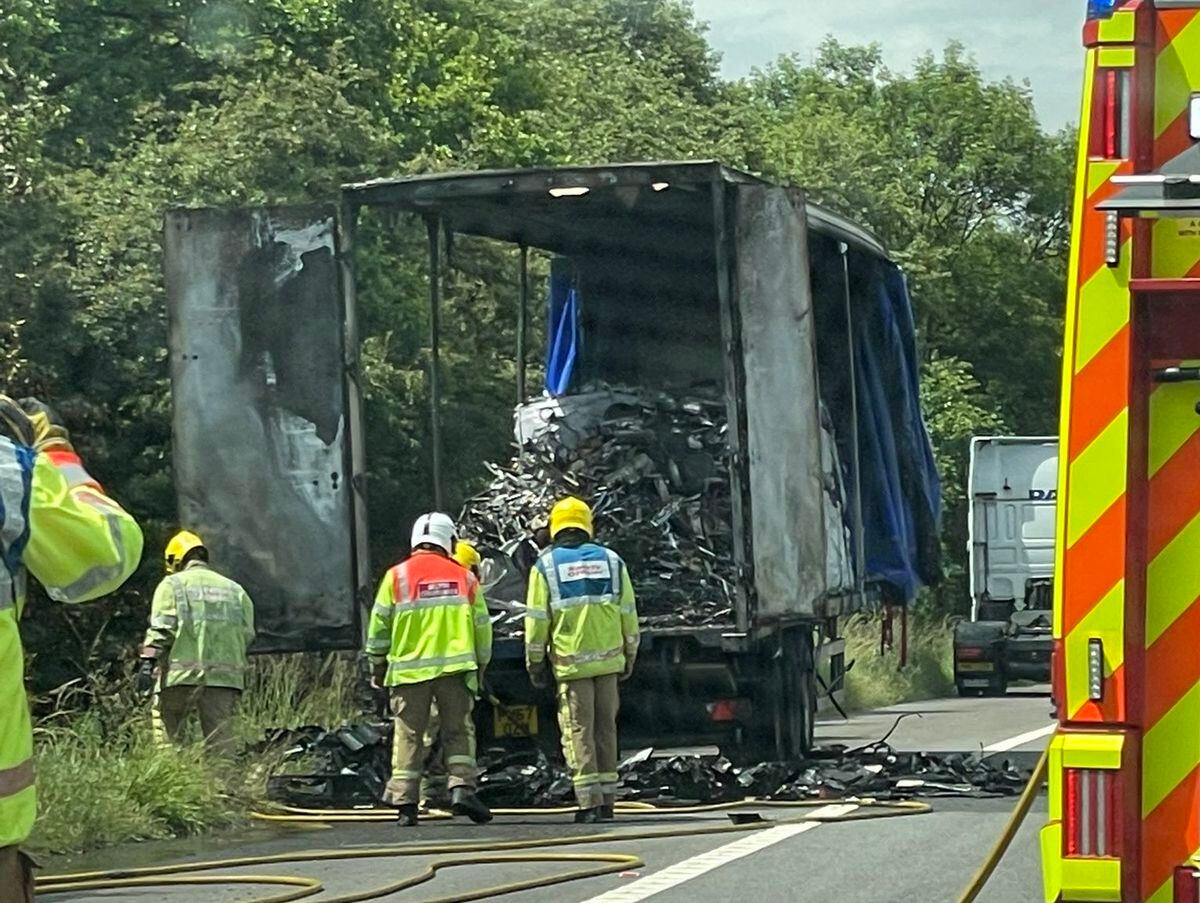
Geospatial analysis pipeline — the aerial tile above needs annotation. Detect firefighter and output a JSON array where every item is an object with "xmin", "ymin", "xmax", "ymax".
[
  {"xmin": 138, "ymin": 531, "xmax": 256, "ymax": 757},
  {"xmin": 420, "ymin": 539, "xmax": 484, "ymax": 812},
  {"xmin": 366, "ymin": 514, "xmax": 493, "ymax": 826},
  {"xmin": 0, "ymin": 396, "xmax": 143, "ymax": 903},
  {"xmin": 525, "ymin": 497, "xmax": 639, "ymax": 823}
]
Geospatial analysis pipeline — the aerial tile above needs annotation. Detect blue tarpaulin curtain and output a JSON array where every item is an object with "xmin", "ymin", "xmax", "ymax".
[
  {"xmin": 545, "ymin": 257, "xmax": 579, "ymax": 396},
  {"xmin": 853, "ymin": 263, "xmax": 943, "ymax": 601}
]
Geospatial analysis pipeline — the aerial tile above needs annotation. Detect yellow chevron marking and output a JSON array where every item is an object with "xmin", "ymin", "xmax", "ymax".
[
  {"xmin": 1151, "ymin": 217, "xmax": 1200, "ymax": 279},
  {"xmin": 1098, "ymin": 47, "xmax": 1135, "ymax": 68},
  {"xmin": 1149, "ymin": 382, "xmax": 1200, "ymax": 477},
  {"xmin": 1156, "ymin": 13, "xmax": 1200, "ymax": 137},
  {"xmin": 1074, "ymin": 241, "xmax": 1132, "ymax": 373},
  {"xmin": 1066, "ymin": 581, "xmax": 1124, "ymax": 719},
  {"xmin": 1087, "ymin": 159, "xmax": 1123, "ymax": 198},
  {"xmin": 1067, "ymin": 410, "xmax": 1129, "ymax": 548},
  {"xmin": 1146, "ymin": 510, "xmax": 1200, "ymax": 647},
  {"xmin": 1056, "ymin": 53, "xmax": 1099, "ymax": 640},
  {"xmin": 1097, "ymin": 9, "xmax": 1136, "ymax": 43},
  {"xmin": 1143, "ymin": 678, "xmax": 1200, "ymax": 814},
  {"xmin": 1148, "ymin": 880, "xmax": 1173, "ymax": 903}
]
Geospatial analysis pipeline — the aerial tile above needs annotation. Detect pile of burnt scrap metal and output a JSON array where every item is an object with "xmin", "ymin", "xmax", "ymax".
[
  {"xmin": 459, "ymin": 387, "xmax": 737, "ymax": 634},
  {"xmin": 262, "ymin": 723, "xmax": 1032, "ymax": 809},
  {"xmin": 260, "ymin": 722, "xmax": 392, "ymax": 807},
  {"xmin": 617, "ymin": 745, "xmax": 1032, "ymax": 803}
]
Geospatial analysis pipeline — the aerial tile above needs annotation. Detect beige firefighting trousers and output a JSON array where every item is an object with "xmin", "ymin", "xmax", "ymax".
[
  {"xmin": 557, "ymin": 673, "xmax": 620, "ymax": 810},
  {"xmin": 152, "ymin": 685, "xmax": 240, "ymax": 757},
  {"xmin": 385, "ymin": 675, "xmax": 476, "ymax": 806},
  {"xmin": 420, "ymin": 701, "xmax": 449, "ymax": 805},
  {"xmin": 0, "ymin": 846, "xmax": 34, "ymax": 903}
]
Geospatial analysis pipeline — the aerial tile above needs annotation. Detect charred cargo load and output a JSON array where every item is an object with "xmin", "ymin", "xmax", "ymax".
[{"xmin": 162, "ymin": 161, "xmax": 942, "ymax": 758}]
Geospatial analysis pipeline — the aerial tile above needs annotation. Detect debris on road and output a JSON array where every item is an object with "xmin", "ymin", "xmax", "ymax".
[
  {"xmin": 260, "ymin": 722, "xmax": 1034, "ymax": 809},
  {"xmin": 458, "ymin": 387, "xmax": 737, "ymax": 633}
]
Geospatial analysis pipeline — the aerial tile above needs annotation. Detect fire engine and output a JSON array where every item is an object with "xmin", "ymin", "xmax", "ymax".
[{"xmin": 1043, "ymin": 1, "xmax": 1200, "ymax": 900}]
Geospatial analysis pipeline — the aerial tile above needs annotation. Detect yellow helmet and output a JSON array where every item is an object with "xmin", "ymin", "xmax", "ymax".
[
  {"xmin": 454, "ymin": 540, "xmax": 482, "ymax": 574},
  {"xmin": 164, "ymin": 530, "xmax": 206, "ymax": 573},
  {"xmin": 549, "ymin": 497, "xmax": 594, "ymax": 539}
]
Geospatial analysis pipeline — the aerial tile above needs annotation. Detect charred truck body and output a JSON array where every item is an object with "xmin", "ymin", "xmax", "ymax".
[{"xmin": 162, "ymin": 162, "xmax": 941, "ymax": 760}]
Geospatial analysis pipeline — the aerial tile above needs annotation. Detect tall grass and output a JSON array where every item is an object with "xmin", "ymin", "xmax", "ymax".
[
  {"xmin": 843, "ymin": 613, "xmax": 955, "ymax": 711},
  {"xmin": 29, "ymin": 653, "xmax": 361, "ymax": 854}
]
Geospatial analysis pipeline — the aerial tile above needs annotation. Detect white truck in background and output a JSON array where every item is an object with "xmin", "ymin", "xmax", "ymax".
[{"xmin": 953, "ymin": 436, "xmax": 1057, "ymax": 696}]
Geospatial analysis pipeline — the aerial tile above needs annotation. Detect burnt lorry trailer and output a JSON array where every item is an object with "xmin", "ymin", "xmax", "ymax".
[{"xmin": 161, "ymin": 161, "xmax": 941, "ymax": 760}]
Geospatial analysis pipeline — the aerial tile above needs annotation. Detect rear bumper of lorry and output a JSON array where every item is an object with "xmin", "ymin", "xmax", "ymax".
[{"xmin": 1004, "ymin": 634, "xmax": 1053, "ymax": 681}]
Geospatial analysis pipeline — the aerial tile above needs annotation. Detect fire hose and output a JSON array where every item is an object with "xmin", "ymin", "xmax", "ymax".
[
  {"xmin": 955, "ymin": 747, "xmax": 1050, "ymax": 903},
  {"xmin": 35, "ymin": 798, "xmax": 932, "ymax": 903}
]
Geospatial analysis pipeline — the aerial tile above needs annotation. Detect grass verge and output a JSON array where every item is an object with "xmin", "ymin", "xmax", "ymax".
[
  {"xmin": 29, "ymin": 652, "xmax": 360, "ymax": 854},
  {"xmin": 843, "ymin": 612, "xmax": 955, "ymax": 711}
]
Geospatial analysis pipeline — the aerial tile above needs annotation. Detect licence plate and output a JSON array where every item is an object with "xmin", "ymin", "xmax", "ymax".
[
  {"xmin": 494, "ymin": 704, "xmax": 538, "ymax": 738},
  {"xmin": 958, "ymin": 662, "xmax": 994, "ymax": 673}
]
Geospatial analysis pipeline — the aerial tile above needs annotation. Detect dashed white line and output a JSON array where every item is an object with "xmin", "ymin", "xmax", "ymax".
[
  {"xmin": 583, "ymin": 803, "xmax": 857, "ymax": 902},
  {"xmin": 983, "ymin": 722, "xmax": 1056, "ymax": 753}
]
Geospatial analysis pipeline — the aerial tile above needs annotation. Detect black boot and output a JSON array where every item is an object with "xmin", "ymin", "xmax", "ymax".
[
  {"xmin": 451, "ymin": 787, "xmax": 493, "ymax": 824},
  {"xmin": 396, "ymin": 803, "xmax": 418, "ymax": 827},
  {"xmin": 574, "ymin": 806, "xmax": 604, "ymax": 824},
  {"xmin": 601, "ymin": 794, "xmax": 615, "ymax": 821}
]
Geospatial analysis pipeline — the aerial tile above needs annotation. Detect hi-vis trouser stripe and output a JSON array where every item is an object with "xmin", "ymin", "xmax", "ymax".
[
  {"xmin": 1055, "ymin": 44, "xmax": 1133, "ymax": 728},
  {"xmin": 1139, "ymin": 11, "xmax": 1200, "ymax": 903}
]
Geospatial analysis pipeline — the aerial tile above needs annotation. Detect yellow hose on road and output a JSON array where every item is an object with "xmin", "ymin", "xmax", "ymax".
[
  {"xmin": 955, "ymin": 748, "xmax": 1049, "ymax": 903},
  {"xmin": 37, "ymin": 799, "xmax": 931, "ymax": 902}
]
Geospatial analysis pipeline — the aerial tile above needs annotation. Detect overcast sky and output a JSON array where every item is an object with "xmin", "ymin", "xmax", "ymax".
[{"xmin": 690, "ymin": 0, "xmax": 1086, "ymax": 131}]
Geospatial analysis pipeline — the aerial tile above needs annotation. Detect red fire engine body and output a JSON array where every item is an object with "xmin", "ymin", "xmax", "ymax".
[{"xmin": 1044, "ymin": 2, "xmax": 1200, "ymax": 901}]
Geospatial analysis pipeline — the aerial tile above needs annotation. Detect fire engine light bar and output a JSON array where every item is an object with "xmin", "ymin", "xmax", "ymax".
[
  {"xmin": 1088, "ymin": 638, "xmax": 1104, "ymax": 701},
  {"xmin": 1104, "ymin": 212, "xmax": 1121, "ymax": 267},
  {"xmin": 1087, "ymin": 0, "xmax": 1122, "ymax": 20}
]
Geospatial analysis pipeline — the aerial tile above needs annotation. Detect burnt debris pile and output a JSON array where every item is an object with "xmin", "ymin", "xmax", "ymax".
[
  {"xmin": 459, "ymin": 388, "xmax": 738, "ymax": 632},
  {"xmin": 261, "ymin": 723, "xmax": 1032, "ymax": 809}
]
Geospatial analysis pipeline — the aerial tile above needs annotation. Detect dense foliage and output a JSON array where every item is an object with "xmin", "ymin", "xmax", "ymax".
[{"xmin": 1, "ymin": 0, "xmax": 1073, "ymax": 686}]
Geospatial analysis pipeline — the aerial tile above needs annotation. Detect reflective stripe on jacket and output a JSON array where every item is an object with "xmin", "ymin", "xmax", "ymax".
[
  {"xmin": 524, "ymin": 542, "xmax": 639, "ymax": 681},
  {"xmin": 1, "ymin": 439, "xmax": 143, "ymax": 847},
  {"xmin": 365, "ymin": 550, "xmax": 492, "ymax": 687},
  {"xmin": 145, "ymin": 561, "xmax": 256, "ymax": 690}
]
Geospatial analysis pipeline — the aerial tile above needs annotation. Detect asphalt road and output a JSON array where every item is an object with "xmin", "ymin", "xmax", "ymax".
[{"xmin": 50, "ymin": 688, "xmax": 1054, "ymax": 903}]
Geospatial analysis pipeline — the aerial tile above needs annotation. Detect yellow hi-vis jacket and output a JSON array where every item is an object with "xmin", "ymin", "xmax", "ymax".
[
  {"xmin": 1, "ymin": 440, "xmax": 143, "ymax": 847},
  {"xmin": 144, "ymin": 561, "xmax": 256, "ymax": 691},
  {"xmin": 525, "ymin": 541, "xmax": 639, "ymax": 682},
  {"xmin": 365, "ymin": 550, "xmax": 492, "ymax": 687}
]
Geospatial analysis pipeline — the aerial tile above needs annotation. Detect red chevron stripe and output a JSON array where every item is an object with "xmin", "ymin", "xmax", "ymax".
[
  {"xmin": 1142, "ymin": 763, "xmax": 1200, "ymax": 901},
  {"xmin": 1188, "ymin": 259, "xmax": 1200, "ymax": 279},
  {"xmin": 1063, "ymin": 497, "xmax": 1127, "ymax": 637},
  {"xmin": 1157, "ymin": 9, "xmax": 1196, "ymax": 53},
  {"xmin": 1145, "ymin": 598, "xmax": 1200, "ymax": 727},
  {"xmin": 1148, "ymin": 430, "xmax": 1200, "ymax": 559},
  {"xmin": 1069, "ymin": 663, "xmax": 1125, "ymax": 724},
  {"xmin": 1078, "ymin": 166, "xmax": 1132, "ymax": 279},
  {"xmin": 1069, "ymin": 327, "xmax": 1131, "ymax": 461},
  {"xmin": 1155, "ymin": 110, "xmax": 1192, "ymax": 167}
]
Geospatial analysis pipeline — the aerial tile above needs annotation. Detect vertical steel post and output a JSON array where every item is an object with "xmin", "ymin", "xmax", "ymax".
[
  {"xmin": 426, "ymin": 216, "xmax": 445, "ymax": 511},
  {"xmin": 841, "ymin": 242, "xmax": 866, "ymax": 603},
  {"xmin": 517, "ymin": 244, "xmax": 529, "ymax": 404}
]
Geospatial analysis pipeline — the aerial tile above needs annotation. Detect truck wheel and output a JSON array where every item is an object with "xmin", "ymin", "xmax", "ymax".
[{"xmin": 778, "ymin": 630, "xmax": 816, "ymax": 758}]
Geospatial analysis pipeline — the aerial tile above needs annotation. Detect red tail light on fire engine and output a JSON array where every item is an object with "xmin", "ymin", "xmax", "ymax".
[{"xmin": 1064, "ymin": 767, "xmax": 1123, "ymax": 858}]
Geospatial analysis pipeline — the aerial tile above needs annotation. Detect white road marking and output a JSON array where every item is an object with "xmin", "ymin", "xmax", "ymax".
[
  {"xmin": 983, "ymin": 722, "xmax": 1056, "ymax": 753},
  {"xmin": 583, "ymin": 803, "xmax": 857, "ymax": 902}
]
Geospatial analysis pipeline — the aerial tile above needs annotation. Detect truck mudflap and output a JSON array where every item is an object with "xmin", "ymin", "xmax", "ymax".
[{"xmin": 1041, "ymin": 730, "xmax": 1126, "ymax": 903}]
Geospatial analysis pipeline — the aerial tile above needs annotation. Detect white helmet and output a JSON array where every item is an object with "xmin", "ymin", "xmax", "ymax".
[{"xmin": 411, "ymin": 512, "xmax": 456, "ymax": 555}]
